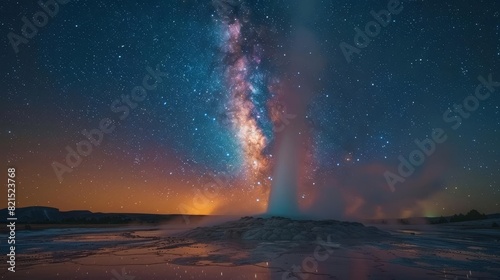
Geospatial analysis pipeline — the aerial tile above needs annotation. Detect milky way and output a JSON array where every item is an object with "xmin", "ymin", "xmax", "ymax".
[{"xmin": 221, "ymin": 19, "xmax": 270, "ymax": 185}]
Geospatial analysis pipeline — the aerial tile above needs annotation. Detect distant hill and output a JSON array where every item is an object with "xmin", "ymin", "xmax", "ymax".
[
  {"xmin": 3, "ymin": 207, "xmax": 498, "ymax": 227},
  {"xmin": 422, "ymin": 209, "xmax": 492, "ymax": 224},
  {"xmin": 0, "ymin": 206, "xmax": 207, "ymax": 224},
  {"xmin": 364, "ymin": 209, "xmax": 499, "ymax": 225}
]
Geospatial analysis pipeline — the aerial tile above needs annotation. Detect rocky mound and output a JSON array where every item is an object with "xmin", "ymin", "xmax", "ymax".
[{"xmin": 181, "ymin": 216, "xmax": 390, "ymax": 242}]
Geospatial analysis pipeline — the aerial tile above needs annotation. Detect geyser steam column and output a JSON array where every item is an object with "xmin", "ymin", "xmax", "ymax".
[
  {"xmin": 267, "ymin": 130, "xmax": 301, "ymax": 217},
  {"xmin": 266, "ymin": 1, "xmax": 325, "ymax": 217},
  {"xmin": 266, "ymin": 76, "xmax": 313, "ymax": 219}
]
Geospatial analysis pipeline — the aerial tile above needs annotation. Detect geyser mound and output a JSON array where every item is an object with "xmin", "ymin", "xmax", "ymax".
[{"xmin": 181, "ymin": 216, "xmax": 390, "ymax": 242}]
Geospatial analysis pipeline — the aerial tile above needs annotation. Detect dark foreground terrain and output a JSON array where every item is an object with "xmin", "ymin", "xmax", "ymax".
[{"xmin": 1, "ymin": 216, "xmax": 499, "ymax": 280}]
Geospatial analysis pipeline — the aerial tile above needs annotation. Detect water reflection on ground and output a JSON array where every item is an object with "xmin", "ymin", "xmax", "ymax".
[{"xmin": 1, "ymin": 224, "xmax": 499, "ymax": 279}]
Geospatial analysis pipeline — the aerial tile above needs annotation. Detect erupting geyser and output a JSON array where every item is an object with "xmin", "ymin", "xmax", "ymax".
[
  {"xmin": 267, "ymin": 131, "xmax": 300, "ymax": 218},
  {"xmin": 214, "ymin": 0, "xmax": 324, "ymax": 219}
]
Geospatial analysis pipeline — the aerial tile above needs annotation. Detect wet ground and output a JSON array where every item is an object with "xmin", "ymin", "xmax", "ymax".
[{"xmin": 1, "ymin": 223, "xmax": 499, "ymax": 280}]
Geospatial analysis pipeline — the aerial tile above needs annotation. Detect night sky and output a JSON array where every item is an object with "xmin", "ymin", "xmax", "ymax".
[{"xmin": 1, "ymin": 0, "xmax": 499, "ymax": 219}]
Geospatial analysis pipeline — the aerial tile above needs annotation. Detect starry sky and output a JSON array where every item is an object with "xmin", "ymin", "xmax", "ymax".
[{"xmin": 1, "ymin": 0, "xmax": 499, "ymax": 219}]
